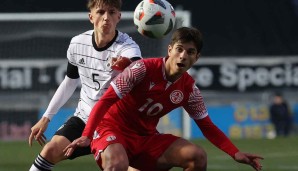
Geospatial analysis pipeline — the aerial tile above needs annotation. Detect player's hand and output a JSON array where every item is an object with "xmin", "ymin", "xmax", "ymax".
[
  {"xmin": 111, "ymin": 56, "xmax": 132, "ymax": 71},
  {"xmin": 234, "ymin": 152, "xmax": 264, "ymax": 171},
  {"xmin": 63, "ymin": 136, "xmax": 90, "ymax": 157},
  {"xmin": 28, "ymin": 117, "xmax": 50, "ymax": 147}
]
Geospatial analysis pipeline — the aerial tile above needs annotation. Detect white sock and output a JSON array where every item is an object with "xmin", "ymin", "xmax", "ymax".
[{"xmin": 29, "ymin": 154, "xmax": 54, "ymax": 171}]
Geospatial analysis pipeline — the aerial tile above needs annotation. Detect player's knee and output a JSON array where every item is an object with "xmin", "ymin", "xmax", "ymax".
[
  {"xmin": 193, "ymin": 147, "xmax": 207, "ymax": 170},
  {"xmin": 185, "ymin": 146, "xmax": 207, "ymax": 170},
  {"xmin": 103, "ymin": 154, "xmax": 129, "ymax": 171},
  {"xmin": 41, "ymin": 141, "xmax": 65, "ymax": 163},
  {"xmin": 104, "ymin": 159, "xmax": 129, "ymax": 171}
]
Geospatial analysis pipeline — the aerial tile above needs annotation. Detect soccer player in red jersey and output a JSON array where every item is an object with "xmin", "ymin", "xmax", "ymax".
[{"xmin": 64, "ymin": 27, "xmax": 264, "ymax": 171}]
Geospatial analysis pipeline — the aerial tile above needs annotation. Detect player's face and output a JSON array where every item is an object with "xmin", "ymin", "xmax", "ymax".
[
  {"xmin": 167, "ymin": 41, "xmax": 199, "ymax": 76},
  {"xmin": 89, "ymin": 4, "xmax": 121, "ymax": 35}
]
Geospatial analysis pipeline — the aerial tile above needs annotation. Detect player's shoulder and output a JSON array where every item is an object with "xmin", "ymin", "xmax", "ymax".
[
  {"xmin": 141, "ymin": 57, "xmax": 163, "ymax": 68},
  {"xmin": 183, "ymin": 71, "xmax": 195, "ymax": 83},
  {"xmin": 116, "ymin": 31, "xmax": 138, "ymax": 45},
  {"xmin": 129, "ymin": 58, "xmax": 161, "ymax": 70},
  {"xmin": 71, "ymin": 30, "xmax": 93, "ymax": 43},
  {"xmin": 181, "ymin": 72, "xmax": 196, "ymax": 92},
  {"xmin": 142, "ymin": 57, "xmax": 163, "ymax": 64}
]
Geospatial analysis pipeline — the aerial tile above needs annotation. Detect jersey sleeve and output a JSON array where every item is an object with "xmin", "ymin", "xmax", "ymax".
[
  {"xmin": 118, "ymin": 43, "xmax": 142, "ymax": 59},
  {"xmin": 116, "ymin": 32, "xmax": 142, "ymax": 59},
  {"xmin": 183, "ymin": 84, "xmax": 208, "ymax": 119},
  {"xmin": 195, "ymin": 116, "xmax": 239, "ymax": 158},
  {"xmin": 66, "ymin": 62, "xmax": 79, "ymax": 79},
  {"xmin": 184, "ymin": 85, "xmax": 239, "ymax": 158},
  {"xmin": 111, "ymin": 60, "xmax": 146, "ymax": 99}
]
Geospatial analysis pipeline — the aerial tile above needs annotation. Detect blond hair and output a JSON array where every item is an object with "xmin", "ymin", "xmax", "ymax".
[{"xmin": 87, "ymin": 0, "xmax": 122, "ymax": 10}]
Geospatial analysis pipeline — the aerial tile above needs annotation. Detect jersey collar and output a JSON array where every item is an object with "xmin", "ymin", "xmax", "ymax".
[{"xmin": 92, "ymin": 30, "xmax": 118, "ymax": 52}]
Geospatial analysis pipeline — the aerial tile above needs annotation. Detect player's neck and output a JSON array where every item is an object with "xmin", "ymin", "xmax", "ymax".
[
  {"xmin": 166, "ymin": 73, "xmax": 181, "ymax": 83},
  {"xmin": 164, "ymin": 58, "xmax": 183, "ymax": 83},
  {"xmin": 165, "ymin": 66, "xmax": 181, "ymax": 83},
  {"xmin": 94, "ymin": 30, "xmax": 116, "ymax": 48}
]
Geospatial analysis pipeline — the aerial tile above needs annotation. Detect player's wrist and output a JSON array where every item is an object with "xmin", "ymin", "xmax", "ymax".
[
  {"xmin": 230, "ymin": 149, "xmax": 240, "ymax": 159},
  {"xmin": 82, "ymin": 132, "xmax": 92, "ymax": 140},
  {"xmin": 41, "ymin": 116, "xmax": 51, "ymax": 122}
]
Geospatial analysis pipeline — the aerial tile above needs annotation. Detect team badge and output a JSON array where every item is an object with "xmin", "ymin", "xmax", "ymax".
[{"xmin": 170, "ymin": 90, "xmax": 184, "ymax": 104}]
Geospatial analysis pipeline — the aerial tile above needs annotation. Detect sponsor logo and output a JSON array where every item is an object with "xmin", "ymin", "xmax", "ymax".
[
  {"xmin": 170, "ymin": 90, "xmax": 184, "ymax": 104},
  {"xmin": 131, "ymin": 62, "xmax": 141, "ymax": 69},
  {"xmin": 79, "ymin": 58, "xmax": 85, "ymax": 65},
  {"xmin": 93, "ymin": 131, "xmax": 100, "ymax": 139},
  {"xmin": 149, "ymin": 82, "xmax": 155, "ymax": 90},
  {"xmin": 106, "ymin": 135, "xmax": 116, "ymax": 142}
]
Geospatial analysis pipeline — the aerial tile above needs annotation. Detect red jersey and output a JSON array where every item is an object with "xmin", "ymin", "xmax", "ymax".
[
  {"xmin": 100, "ymin": 57, "xmax": 208, "ymax": 135},
  {"xmin": 83, "ymin": 57, "xmax": 239, "ymax": 158}
]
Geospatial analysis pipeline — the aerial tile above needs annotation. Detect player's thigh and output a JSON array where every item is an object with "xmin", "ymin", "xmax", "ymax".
[
  {"xmin": 101, "ymin": 143, "xmax": 129, "ymax": 170},
  {"xmin": 157, "ymin": 138, "xmax": 206, "ymax": 169}
]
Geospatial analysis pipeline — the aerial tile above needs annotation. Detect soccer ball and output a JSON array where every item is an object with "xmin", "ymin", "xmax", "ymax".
[{"xmin": 134, "ymin": 0, "xmax": 176, "ymax": 39}]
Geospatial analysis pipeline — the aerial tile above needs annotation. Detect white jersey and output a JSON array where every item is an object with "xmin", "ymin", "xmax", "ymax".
[{"xmin": 67, "ymin": 30, "xmax": 141, "ymax": 123}]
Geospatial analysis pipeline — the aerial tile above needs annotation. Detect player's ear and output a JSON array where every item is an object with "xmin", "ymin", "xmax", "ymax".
[
  {"xmin": 168, "ymin": 45, "xmax": 173, "ymax": 55},
  {"xmin": 118, "ymin": 12, "xmax": 121, "ymax": 20},
  {"xmin": 196, "ymin": 53, "xmax": 200, "ymax": 60},
  {"xmin": 89, "ymin": 13, "xmax": 94, "ymax": 24}
]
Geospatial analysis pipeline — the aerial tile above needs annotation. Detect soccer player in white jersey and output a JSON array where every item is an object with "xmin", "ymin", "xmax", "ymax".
[{"xmin": 28, "ymin": 0, "xmax": 141, "ymax": 171}]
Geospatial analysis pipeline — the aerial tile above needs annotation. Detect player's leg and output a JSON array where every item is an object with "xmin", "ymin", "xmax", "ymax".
[
  {"xmin": 131, "ymin": 133, "xmax": 206, "ymax": 171},
  {"xmin": 29, "ymin": 116, "xmax": 91, "ymax": 171},
  {"xmin": 29, "ymin": 135, "xmax": 70, "ymax": 171},
  {"xmin": 100, "ymin": 143, "xmax": 129, "ymax": 170},
  {"xmin": 156, "ymin": 138, "xmax": 207, "ymax": 171},
  {"xmin": 96, "ymin": 143, "xmax": 139, "ymax": 171},
  {"xmin": 127, "ymin": 167, "xmax": 140, "ymax": 171},
  {"xmin": 91, "ymin": 129, "xmax": 130, "ymax": 171}
]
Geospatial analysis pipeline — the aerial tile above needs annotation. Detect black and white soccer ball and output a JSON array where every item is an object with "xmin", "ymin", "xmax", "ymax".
[{"xmin": 134, "ymin": 0, "xmax": 176, "ymax": 39}]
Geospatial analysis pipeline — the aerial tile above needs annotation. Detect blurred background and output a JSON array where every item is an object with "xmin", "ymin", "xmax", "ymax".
[{"xmin": 0, "ymin": 0, "xmax": 298, "ymax": 170}]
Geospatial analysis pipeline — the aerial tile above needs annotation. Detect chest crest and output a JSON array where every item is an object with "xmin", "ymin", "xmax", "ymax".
[{"xmin": 170, "ymin": 90, "xmax": 184, "ymax": 104}]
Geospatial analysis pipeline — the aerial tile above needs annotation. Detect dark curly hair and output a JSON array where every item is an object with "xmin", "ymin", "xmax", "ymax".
[{"xmin": 170, "ymin": 27, "xmax": 203, "ymax": 54}]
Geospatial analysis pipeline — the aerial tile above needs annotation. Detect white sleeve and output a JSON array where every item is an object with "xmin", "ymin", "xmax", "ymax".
[{"xmin": 43, "ymin": 76, "xmax": 80, "ymax": 120}]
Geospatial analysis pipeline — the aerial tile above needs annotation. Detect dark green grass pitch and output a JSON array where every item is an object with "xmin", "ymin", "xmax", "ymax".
[{"xmin": 1, "ymin": 136, "xmax": 297, "ymax": 171}]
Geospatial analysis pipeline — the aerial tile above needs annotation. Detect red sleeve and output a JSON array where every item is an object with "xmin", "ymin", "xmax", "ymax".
[
  {"xmin": 82, "ymin": 86, "xmax": 119, "ymax": 140},
  {"xmin": 195, "ymin": 116, "xmax": 239, "ymax": 158}
]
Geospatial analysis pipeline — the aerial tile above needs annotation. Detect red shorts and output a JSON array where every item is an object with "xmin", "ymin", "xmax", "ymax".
[{"xmin": 90, "ymin": 127, "xmax": 179, "ymax": 171}]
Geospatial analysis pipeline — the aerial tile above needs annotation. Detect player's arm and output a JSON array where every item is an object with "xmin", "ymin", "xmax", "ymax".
[
  {"xmin": 111, "ymin": 56, "xmax": 142, "ymax": 71},
  {"xmin": 111, "ymin": 40, "xmax": 142, "ymax": 71},
  {"xmin": 64, "ymin": 60, "xmax": 147, "ymax": 156},
  {"xmin": 194, "ymin": 116, "xmax": 239, "ymax": 157},
  {"xmin": 43, "ymin": 62, "xmax": 79, "ymax": 120},
  {"xmin": 195, "ymin": 117, "xmax": 263, "ymax": 171},
  {"xmin": 64, "ymin": 84, "xmax": 120, "ymax": 157},
  {"xmin": 84, "ymin": 60, "xmax": 146, "ymax": 138},
  {"xmin": 184, "ymin": 84, "xmax": 238, "ymax": 157},
  {"xmin": 29, "ymin": 62, "xmax": 79, "ymax": 146}
]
